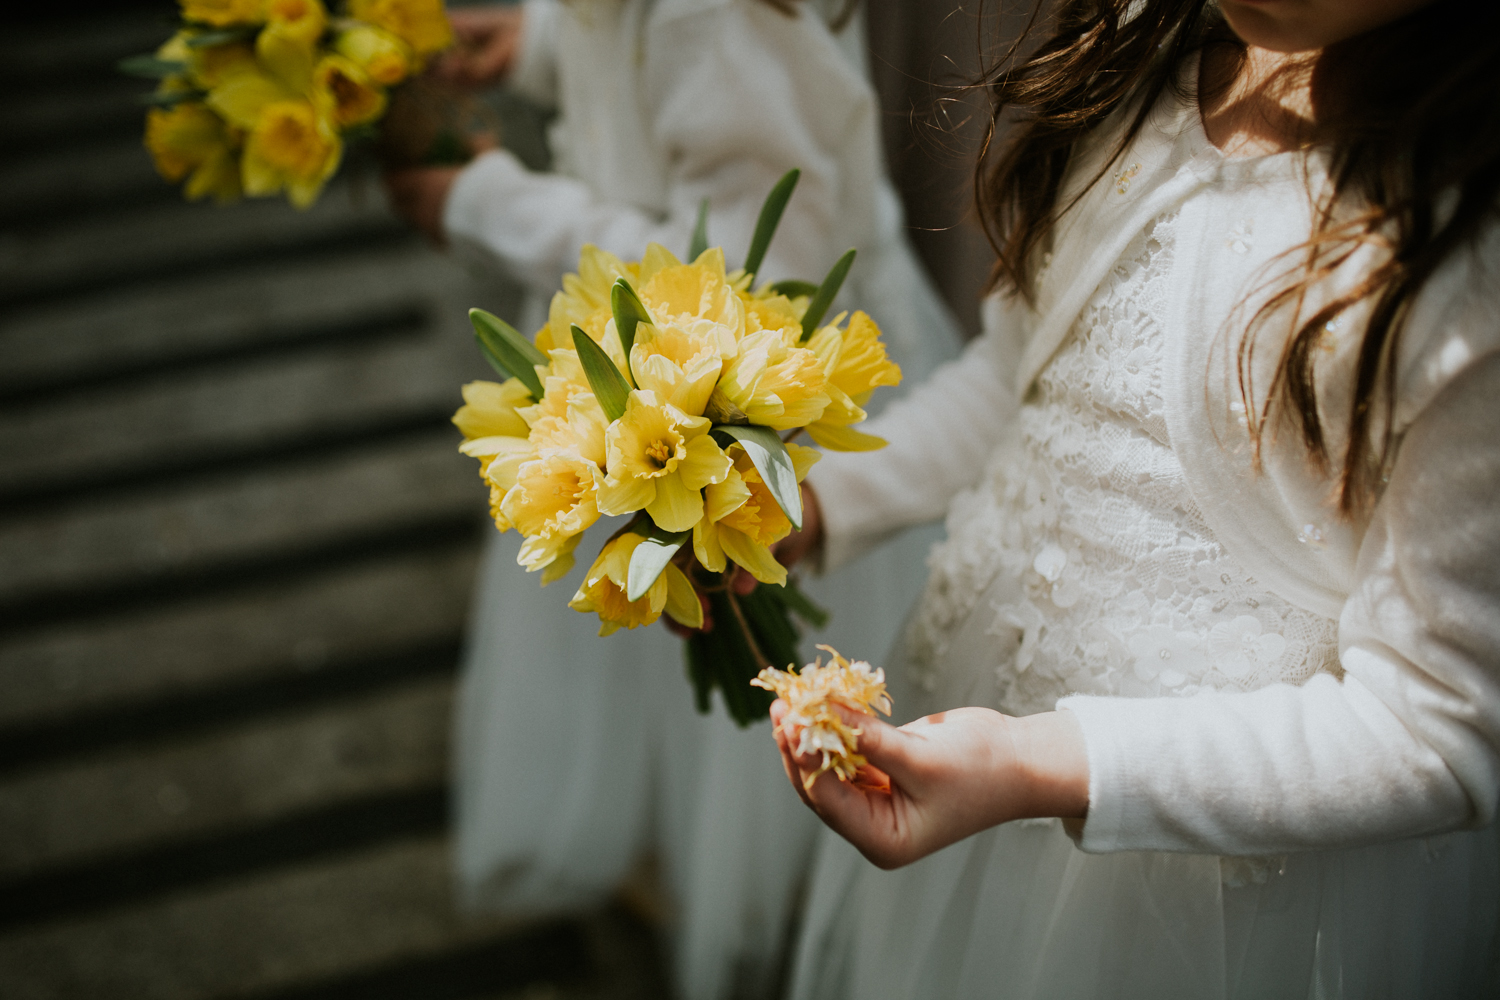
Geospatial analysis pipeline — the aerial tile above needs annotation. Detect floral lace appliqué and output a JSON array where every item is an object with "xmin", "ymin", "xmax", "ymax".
[{"xmin": 906, "ymin": 211, "xmax": 1340, "ymax": 716}]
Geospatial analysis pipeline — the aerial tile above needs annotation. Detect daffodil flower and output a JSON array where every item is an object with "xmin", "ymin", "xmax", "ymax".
[
  {"xmin": 596, "ymin": 390, "xmax": 732, "ymax": 532},
  {"xmin": 256, "ymin": 0, "xmax": 329, "ymax": 95},
  {"xmin": 694, "ymin": 441, "xmax": 819, "ymax": 585},
  {"xmin": 568, "ymin": 532, "xmax": 703, "ymax": 635},
  {"xmin": 330, "ymin": 24, "xmax": 409, "ymax": 85},
  {"xmin": 452, "ymin": 378, "xmax": 532, "ymax": 443},
  {"xmin": 517, "ymin": 351, "xmax": 609, "ymax": 466},
  {"xmin": 180, "ymin": 0, "xmax": 267, "ymax": 27},
  {"xmin": 705, "ymin": 326, "xmax": 830, "ymax": 429},
  {"xmin": 144, "ymin": 103, "xmax": 243, "ymax": 203},
  {"xmin": 753, "ymin": 645, "xmax": 892, "ymax": 789},
  {"xmin": 803, "ymin": 311, "xmax": 901, "ymax": 450},
  {"xmin": 537, "ymin": 244, "xmax": 638, "ymax": 362},
  {"xmin": 628, "ymin": 318, "xmax": 730, "ymax": 417},
  {"xmin": 502, "ymin": 453, "xmax": 603, "ymax": 582},
  {"xmin": 349, "ymin": 0, "xmax": 455, "ymax": 59},
  {"xmin": 314, "ymin": 54, "xmax": 386, "ymax": 129},
  {"xmin": 637, "ymin": 248, "xmax": 743, "ymax": 334}
]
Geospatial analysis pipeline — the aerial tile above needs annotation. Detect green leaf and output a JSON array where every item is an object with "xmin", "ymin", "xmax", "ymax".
[
  {"xmin": 626, "ymin": 525, "xmax": 690, "ymax": 601},
  {"xmin": 743, "ymin": 168, "xmax": 800, "ymax": 281},
  {"xmin": 609, "ymin": 278, "xmax": 653, "ymax": 377},
  {"xmin": 571, "ymin": 324, "xmax": 631, "ymax": 422},
  {"xmin": 775, "ymin": 576, "xmax": 831, "ymax": 628},
  {"xmin": 800, "ymin": 248, "xmax": 856, "ymax": 342},
  {"xmin": 712, "ymin": 424, "xmax": 803, "ymax": 530},
  {"xmin": 475, "ymin": 338, "xmax": 514, "ymax": 381},
  {"xmin": 689, "ymin": 197, "xmax": 710, "ymax": 261},
  {"xmin": 118, "ymin": 55, "xmax": 187, "ymax": 78},
  {"xmin": 186, "ymin": 26, "xmax": 257, "ymax": 47},
  {"xmin": 767, "ymin": 279, "xmax": 818, "ymax": 299},
  {"xmin": 470, "ymin": 308, "xmax": 546, "ymax": 399},
  {"xmin": 138, "ymin": 89, "xmax": 206, "ymax": 107}
]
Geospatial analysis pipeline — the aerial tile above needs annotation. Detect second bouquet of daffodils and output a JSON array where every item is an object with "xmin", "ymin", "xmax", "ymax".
[
  {"xmin": 453, "ymin": 172, "xmax": 900, "ymax": 725},
  {"xmin": 126, "ymin": 0, "xmax": 453, "ymax": 208}
]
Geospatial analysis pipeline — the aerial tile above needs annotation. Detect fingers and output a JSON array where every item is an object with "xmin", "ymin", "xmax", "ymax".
[
  {"xmin": 826, "ymin": 704, "xmax": 919, "ymax": 791},
  {"xmin": 770, "ymin": 701, "xmax": 815, "ymax": 809}
]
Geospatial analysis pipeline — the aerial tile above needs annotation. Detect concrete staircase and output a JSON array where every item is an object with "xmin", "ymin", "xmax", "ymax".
[{"xmin": 0, "ymin": 10, "xmax": 667, "ymax": 999}]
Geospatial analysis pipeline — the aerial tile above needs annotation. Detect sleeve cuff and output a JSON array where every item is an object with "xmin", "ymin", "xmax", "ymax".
[
  {"xmin": 1053, "ymin": 697, "xmax": 1134, "ymax": 853},
  {"xmin": 443, "ymin": 148, "xmax": 527, "ymax": 245}
]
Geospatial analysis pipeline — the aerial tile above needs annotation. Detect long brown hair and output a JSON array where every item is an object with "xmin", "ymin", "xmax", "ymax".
[{"xmin": 976, "ymin": 0, "xmax": 1500, "ymax": 514}]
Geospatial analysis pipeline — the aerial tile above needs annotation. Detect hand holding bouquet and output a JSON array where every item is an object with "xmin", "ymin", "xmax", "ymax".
[
  {"xmin": 453, "ymin": 172, "xmax": 901, "ymax": 724},
  {"xmin": 125, "ymin": 0, "xmax": 456, "ymax": 207}
]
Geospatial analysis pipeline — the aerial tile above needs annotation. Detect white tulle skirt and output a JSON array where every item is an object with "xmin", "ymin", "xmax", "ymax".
[
  {"xmin": 453, "ymin": 517, "xmax": 944, "ymax": 1000},
  {"xmin": 789, "ymin": 809, "xmax": 1499, "ymax": 1000}
]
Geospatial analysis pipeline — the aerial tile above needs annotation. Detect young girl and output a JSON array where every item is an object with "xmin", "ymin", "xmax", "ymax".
[
  {"xmin": 383, "ymin": 2, "xmax": 961, "ymax": 996},
  {"xmin": 770, "ymin": 0, "xmax": 1500, "ymax": 995}
]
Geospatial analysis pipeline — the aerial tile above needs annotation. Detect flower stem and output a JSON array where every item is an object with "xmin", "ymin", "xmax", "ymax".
[{"xmin": 724, "ymin": 589, "xmax": 770, "ymax": 669}]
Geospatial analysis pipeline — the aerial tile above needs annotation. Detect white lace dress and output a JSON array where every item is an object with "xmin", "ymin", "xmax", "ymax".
[{"xmin": 787, "ymin": 212, "xmax": 1499, "ymax": 1000}]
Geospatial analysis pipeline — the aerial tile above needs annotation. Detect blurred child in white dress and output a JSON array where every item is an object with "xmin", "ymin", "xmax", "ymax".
[{"xmin": 385, "ymin": 1, "xmax": 961, "ymax": 996}]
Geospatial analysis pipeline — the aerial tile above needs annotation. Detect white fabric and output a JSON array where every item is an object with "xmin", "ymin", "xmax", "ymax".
[
  {"xmin": 446, "ymin": 2, "xmax": 963, "ymax": 998},
  {"xmin": 794, "ymin": 79, "xmax": 1500, "ymax": 997}
]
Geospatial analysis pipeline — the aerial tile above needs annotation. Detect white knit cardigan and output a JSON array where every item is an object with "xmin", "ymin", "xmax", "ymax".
[{"xmin": 811, "ymin": 88, "xmax": 1500, "ymax": 857}]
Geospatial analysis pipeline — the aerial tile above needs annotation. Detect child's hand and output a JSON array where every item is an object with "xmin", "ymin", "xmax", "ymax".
[
  {"xmin": 771, "ymin": 700, "xmax": 1090, "ymax": 869},
  {"xmin": 433, "ymin": 5, "xmax": 525, "ymax": 89}
]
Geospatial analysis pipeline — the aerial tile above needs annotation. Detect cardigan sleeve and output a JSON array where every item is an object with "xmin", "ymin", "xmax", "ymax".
[
  {"xmin": 808, "ymin": 294, "xmax": 1027, "ymax": 573},
  {"xmin": 507, "ymin": 0, "xmax": 562, "ymax": 110},
  {"xmin": 1061, "ymin": 350, "xmax": 1500, "ymax": 856},
  {"xmin": 442, "ymin": 0, "xmax": 867, "ymax": 298}
]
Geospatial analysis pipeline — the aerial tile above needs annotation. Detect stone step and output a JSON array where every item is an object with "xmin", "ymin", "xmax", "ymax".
[
  {"xmin": 0, "ymin": 313, "xmax": 485, "ymax": 499},
  {"xmin": 0, "ymin": 432, "xmax": 484, "ymax": 615},
  {"xmin": 0, "ymin": 139, "xmax": 167, "ymax": 230},
  {"xmin": 0, "ymin": 179, "xmax": 412, "ymax": 312},
  {"xmin": 0, "ymin": 244, "xmax": 513, "ymax": 401},
  {"xmin": 0, "ymin": 676, "xmax": 452, "ymax": 879},
  {"xmin": 0, "ymin": 83, "xmax": 148, "ymax": 162},
  {"xmin": 0, "ymin": 12, "xmax": 166, "ymax": 87},
  {"xmin": 0, "ymin": 835, "xmax": 586, "ymax": 1000},
  {"xmin": 0, "ymin": 545, "xmax": 477, "ymax": 738}
]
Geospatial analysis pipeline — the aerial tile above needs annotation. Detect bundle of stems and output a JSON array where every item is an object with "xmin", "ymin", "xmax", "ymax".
[{"xmin": 685, "ymin": 574, "xmax": 828, "ymax": 726}]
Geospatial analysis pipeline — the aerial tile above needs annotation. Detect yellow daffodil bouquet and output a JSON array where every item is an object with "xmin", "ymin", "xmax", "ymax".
[
  {"xmin": 123, "ymin": 0, "xmax": 454, "ymax": 208},
  {"xmin": 453, "ymin": 171, "xmax": 901, "ymax": 725}
]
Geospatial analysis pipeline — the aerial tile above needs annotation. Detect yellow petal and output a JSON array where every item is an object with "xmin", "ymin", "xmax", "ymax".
[
  {"xmin": 703, "ymin": 468, "xmax": 751, "ymax": 522},
  {"xmin": 646, "ymin": 472, "xmax": 704, "ymax": 533},
  {"xmin": 540, "ymin": 534, "xmax": 583, "ymax": 585},
  {"xmin": 785, "ymin": 441, "xmax": 822, "ymax": 481},
  {"xmin": 805, "ymin": 422, "xmax": 888, "ymax": 452},
  {"xmin": 663, "ymin": 563, "xmax": 703, "ymax": 629},
  {"xmin": 208, "ymin": 71, "xmax": 298, "ymax": 130},
  {"xmin": 678, "ymin": 433, "xmax": 732, "ymax": 491},
  {"xmin": 638, "ymin": 242, "xmax": 683, "ymax": 284},
  {"xmin": 719, "ymin": 525, "xmax": 787, "ymax": 586},
  {"xmin": 596, "ymin": 473, "xmax": 655, "ymax": 516},
  {"xmin": 693, "ymin": 519, "xmax": 726, "ymax": 573}
]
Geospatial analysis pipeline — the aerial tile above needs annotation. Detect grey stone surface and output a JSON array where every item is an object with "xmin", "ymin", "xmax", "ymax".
[
  {"xmin": 0, "ymin": 837, "xmax": 525, "ymax": 1000},
  {"xmin": 0, "ymin": 433, "xmax": 483, "ymax": 602},
  {"xmin": 0, "ymin": 546, "xmax": 477, "ymax": 730},
  {"xmin": 0, "ymin": 677, "xmax": 452, "ymax": 876}
]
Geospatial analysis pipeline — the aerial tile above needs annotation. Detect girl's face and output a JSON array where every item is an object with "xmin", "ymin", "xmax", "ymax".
[{"xmin": 1220, "ymin": 0, "xmax": 1440, "ymax": 52}]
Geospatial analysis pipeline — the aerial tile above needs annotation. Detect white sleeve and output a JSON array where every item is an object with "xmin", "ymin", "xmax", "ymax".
[
  {"xmin": 809, "ymin": 295, "xmax": 1027, "ymax": 572},
  {"xmin": 1060, "ymin": 351, "xmax": 1500, "ymax": 856},
  {"xmin": 507, "ymin": 0, "xmax": 562, "ymax": 109},
  {"xmin": 443, "ymin": 0, "xmax": 868, "ymax": 299}
]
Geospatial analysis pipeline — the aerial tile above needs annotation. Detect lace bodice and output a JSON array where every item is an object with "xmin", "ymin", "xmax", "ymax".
[{"xmin": 905, "ymin": 212, "xmax": 1340, "ymax": 717}]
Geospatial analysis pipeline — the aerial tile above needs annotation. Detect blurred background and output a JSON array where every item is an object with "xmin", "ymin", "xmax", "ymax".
[{"xmin": 0, "ymin": 3, "xmax": 995, "ymax": 997}]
